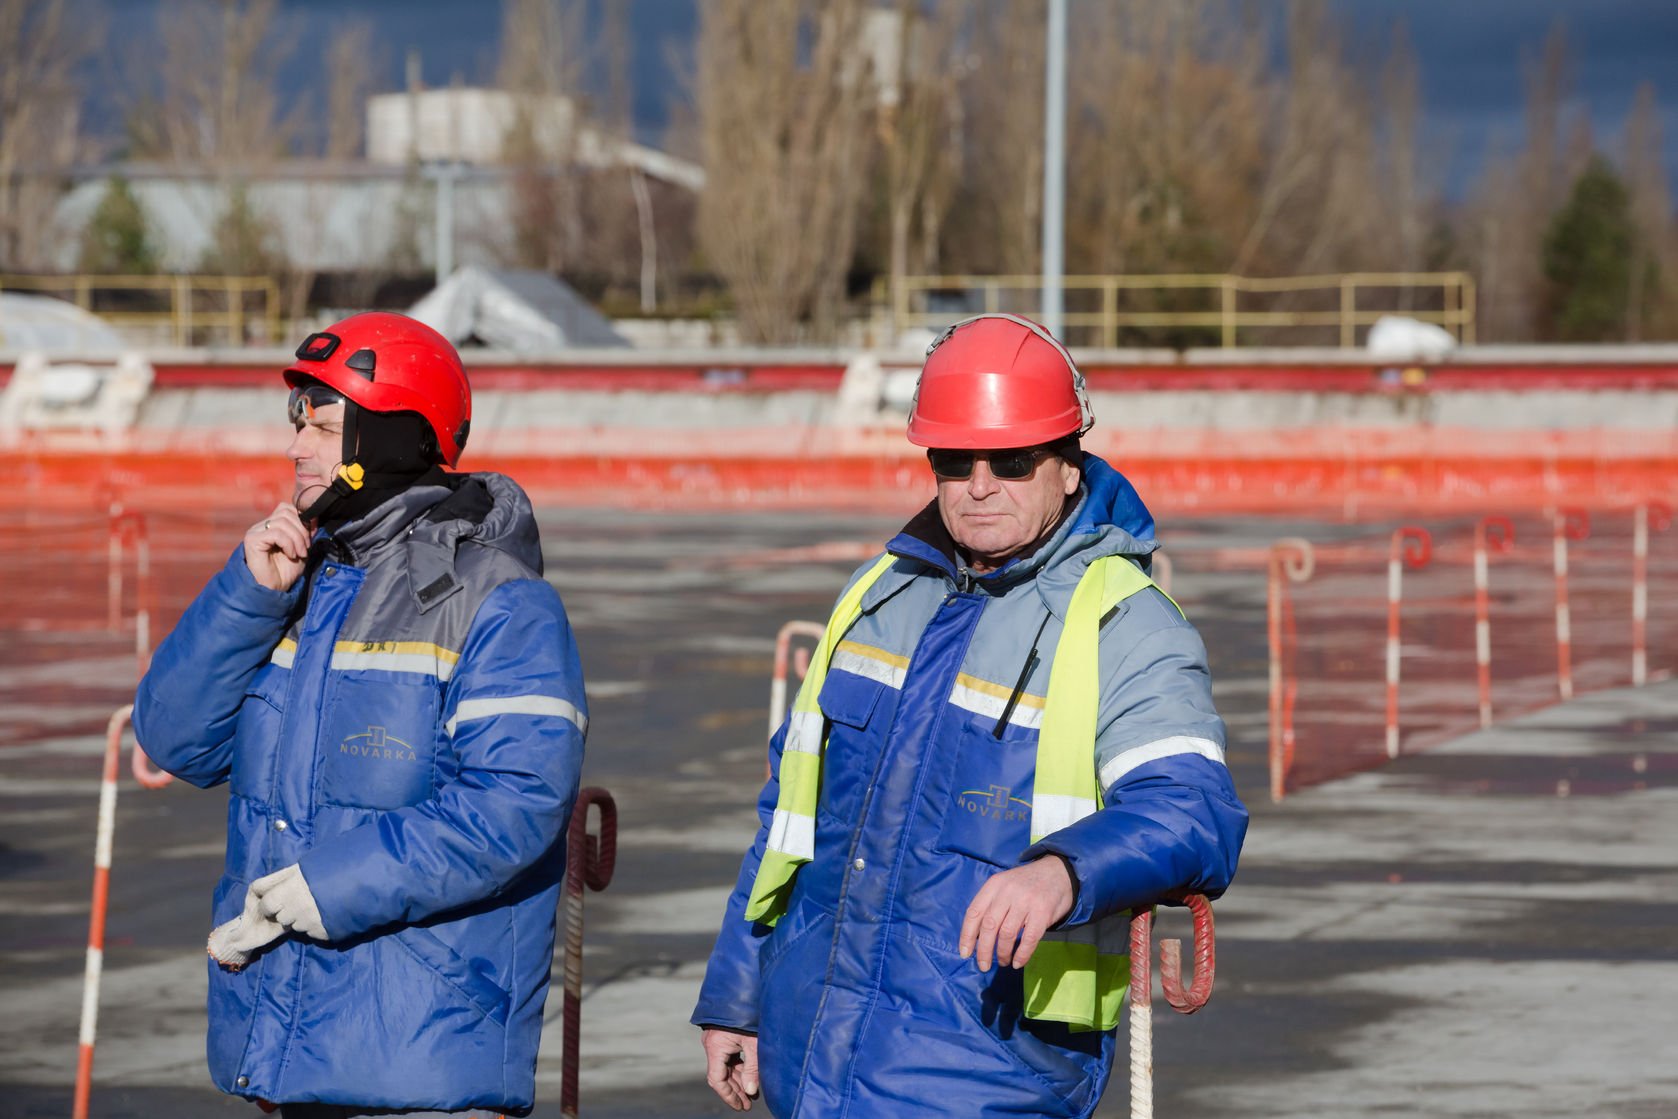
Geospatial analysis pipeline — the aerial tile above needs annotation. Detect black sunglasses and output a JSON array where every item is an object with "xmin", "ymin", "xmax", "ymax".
[{"xmin": 927, "ymin": 446, "xmax": 1057, "ymax": 481}]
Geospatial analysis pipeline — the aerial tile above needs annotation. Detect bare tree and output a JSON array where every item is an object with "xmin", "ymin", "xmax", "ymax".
[
  {"xmin": 324, "ymin": 19, "xmax": 374, "ymax": 162},
  {"xmin": 877, "ymin": 0, "xmax": 963, "ymax": 310},
  {"xmin": 945, "ymin": 0, "xmax": 1045, "ymax": 277},
  {"xmin": 1623, "ymin": 82, "xmax": 1674, "ymax": 339},
  {"xmin": 0, "ymin": 0, "xmax": 96, "ymax": 269},
  {"xmin": 1065, "ymin": 0, "xmax": 1269, "ymax": 276},
  {"xmin": 697, "ymin": 0, "xmax": 877, "ymax": 344},
  {"xmin": 1380, "ymin": 21, "xmax": 1426, "ymax": 287},
  {"xmin": 497, "ymin": 0, "xmax": 585, "ymax": 273},
  {"xmin": 278, "ymin": 18, "xmax": 376, "ymax": 322},
  {"xmin": 128, "ymin": 0, "xmax": 295, "ymax": 164},
  {"xmin": 1467, "ymin": 23, "xmax": 1574, "ymax": 341}
]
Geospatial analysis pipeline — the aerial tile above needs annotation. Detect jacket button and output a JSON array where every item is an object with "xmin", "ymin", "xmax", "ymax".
[
  {"xmin": 273, "ymin": 819, "xmax": 287, "ymax": 832},
  {"xmin": 323, "ymin": 566, "xmax": 335, "ymax": 577},
  {"xmin": 236, "ymin": 1076, "xmax": 249, "ymax": 1088},
  {"xmin": 852, "ymin": 858, "xmax": 866, "ymax": 871}
]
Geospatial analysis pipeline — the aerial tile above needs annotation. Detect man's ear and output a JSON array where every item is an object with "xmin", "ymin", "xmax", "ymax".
[{"xmin": 1059, "ymin": 458, "xmax": 1082, "ymax": 496}]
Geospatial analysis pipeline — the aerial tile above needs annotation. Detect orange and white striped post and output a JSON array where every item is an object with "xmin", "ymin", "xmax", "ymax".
[
  {"xmin": 1633, "ymin": 502, "xmax": 1672, "ymax": 686},
  {"xmin": 769, "ymin": 620, "xmax": 826, "ymax": 740},
  {"xmin": 1473, "ymin": 517, "xmax": 1515, "ymax": 728},
  {"xmin": 1386, "ymin": 527, "xmax": 1432, "ymax": 759},
  {"xmin": 1552, "ymin": 509, "xmax": 1590, "ymax": 700},
  {"xmin": 768, "ymin": 620, "xmax": 825, "ymax": 780},
  {"xmin": 74, "ymin": 706, "xmax": 135, "ymax": 1119},
  {"xmin": 105, "ymin": 508, "xmax": 125, "ymax": 633},
  {"xmin": 1267, "ymin": 538, "xmax": 1314, "ymax": 802}
]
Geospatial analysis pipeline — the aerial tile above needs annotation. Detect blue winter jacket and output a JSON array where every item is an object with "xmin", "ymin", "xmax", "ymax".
[
  {"xmin": 692, "ymin": 455, "xmax": 1247, "ymax": 1119},
  {"xmin": 134, "ymin": 474, "xmax": 586, "ymax": 1115}
]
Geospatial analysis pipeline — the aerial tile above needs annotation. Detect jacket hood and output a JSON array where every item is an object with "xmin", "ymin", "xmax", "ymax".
[{"xmin": 329, "ymin": 471, "xmax": 543, "ymax": 612}]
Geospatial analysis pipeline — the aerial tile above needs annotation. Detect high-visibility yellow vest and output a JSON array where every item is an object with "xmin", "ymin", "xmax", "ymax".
[{"xmin": 746, "ymin": 552, "xmax": 1175, "ymax": 1032}]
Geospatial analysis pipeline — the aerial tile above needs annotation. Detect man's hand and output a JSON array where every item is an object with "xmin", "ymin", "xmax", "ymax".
[
  {"xmin": 701, "ymin": 1027, "xmax": 760, "ymax": 1111},
  {"xmin": 251, "ymin": 864, "xmax": 330, "ymax": 941},
  {"xmin": 960, "ymin": 855, "xmax": 1077, "ymax": 972},
  {"xmin": 206, "ymin": 884, "xmax": 286, "ymax": 971},
  {"xmin": 243, "ymin": 503, "xmax": 311, "ymax": 592}
]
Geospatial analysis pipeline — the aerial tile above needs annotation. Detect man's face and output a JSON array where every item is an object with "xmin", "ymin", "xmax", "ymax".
[
  {"xmin": 287, "ymin": 398, "xmax": 345, "ymax": 509},
  {"xmin": 932, "ymin": 446, "xmax": 1081, "ymax": 574}
]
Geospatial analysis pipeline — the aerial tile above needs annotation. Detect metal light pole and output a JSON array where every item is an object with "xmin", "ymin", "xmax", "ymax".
[
  {"xmin": 430, "ymin": 161, "xmax": 459, "ymax": 286},
  {"xmin": 1041, "ymin": 0, "xmax": 1067, "ymax": 337}
]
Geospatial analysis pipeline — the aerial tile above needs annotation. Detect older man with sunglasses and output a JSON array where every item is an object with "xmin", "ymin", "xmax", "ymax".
[{"xmin": 694, "ymin": 314, "xmax": 1248, "ymax": 1118}]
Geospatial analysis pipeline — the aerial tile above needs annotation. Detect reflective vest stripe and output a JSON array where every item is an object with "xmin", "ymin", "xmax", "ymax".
[
  {"xmin": 1025, "ymin": 554, "xmax": 1174, "ymax": 1031},
  {"xmin": 745, "ymin": 554, "xmax": 896, "ymax": 922}
]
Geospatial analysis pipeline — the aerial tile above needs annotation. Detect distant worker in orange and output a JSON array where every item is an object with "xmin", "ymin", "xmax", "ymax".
[
  {"xmin": 692, "ymin": 313, "xmax": 1248, "ymax": 1117},
  {"xmin": 134, "ymin": 312, "xmax": 587, "ymax": 1117}
]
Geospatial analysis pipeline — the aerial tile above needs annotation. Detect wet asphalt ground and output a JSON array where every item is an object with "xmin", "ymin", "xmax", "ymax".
[{"xmin": 1, "ymin": 507, "xmax": 1674, "ymax": 1118}]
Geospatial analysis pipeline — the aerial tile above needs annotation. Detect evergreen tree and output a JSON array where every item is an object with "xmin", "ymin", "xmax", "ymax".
[
  {"xmin": 78, "ymin": 178, "xmax": 160, "ymax": 274},
  {"xmin": 199, "ymin": 183, "xmax": 283, "ymax": 275},
  {"xmin": 1542, "ymin": 156, "xmax": 1644, "ymax": 341}
]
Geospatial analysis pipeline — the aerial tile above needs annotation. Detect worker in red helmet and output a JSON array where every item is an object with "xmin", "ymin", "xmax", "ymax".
[
  {"xmin": 134, "ymin": 311, "xmax": 587, "ymax": 1117},
  {"xmin": 694, "ymin": 314, "xmax": 1247, "ymax": 1117}
]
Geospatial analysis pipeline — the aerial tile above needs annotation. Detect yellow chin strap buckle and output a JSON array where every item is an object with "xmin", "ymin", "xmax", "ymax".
[{"xmin": 336, "ymin": 462, "xmax": 366, "ymax": 491}]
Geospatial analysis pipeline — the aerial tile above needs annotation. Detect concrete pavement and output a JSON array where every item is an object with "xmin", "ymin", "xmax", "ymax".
[{"xmin": 2, "ymin": 508, "xmax": 1673, "ymax": 1118}]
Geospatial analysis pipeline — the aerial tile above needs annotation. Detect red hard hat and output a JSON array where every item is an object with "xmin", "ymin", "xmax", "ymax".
[
  {"xmin": 906, "ymin": 313, "xmax": 1093, "ymax": 449},
  {"xmin": 284, "ymin": 312, "xmax": 472, "ymax": 466}
]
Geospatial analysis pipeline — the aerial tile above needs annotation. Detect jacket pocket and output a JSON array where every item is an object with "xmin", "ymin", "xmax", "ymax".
[
  {"xmin": 317, "ymin": 675, "xmax": 441, "ymax": 809},
  {"xmin": 909, "ymin": 933, "xmax": 1104, "ymax": 1115},
  {"xmin": 756, "ymin": 907, "xmax": 834, "ymax": 1116},
  {"xmin": 205, "ymin": 874, "xmax": 261, "ymax": 1086},
  {"xmin": 229, "ymin": 665, "xmax": 287, "ymax": 801},
  {"xmin": 392, "ymin": 923, "xmax": 512, "ymax": 1026},
  {"xmin": 812, "ymin": 672, "xmax": 889, "ymax": 830},
  {"xmin": 934, "ymin": 716, "xmax": 1039, "ymax": 868}
]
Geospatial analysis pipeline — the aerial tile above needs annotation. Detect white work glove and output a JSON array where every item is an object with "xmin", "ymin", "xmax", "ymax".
[
  {"xmin": 207, "ymin": 884, "xmax": 285, "ymax": 971},
  {"xmin": 206, "ymin": 864, "xmax": 331, "ymax": 971}
]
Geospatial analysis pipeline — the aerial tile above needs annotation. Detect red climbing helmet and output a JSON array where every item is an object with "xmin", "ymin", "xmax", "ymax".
[
  {"xmin": 907, "ymin": 313, "xmax": 1093, "ymax": 450},
  {"xmin": 284, "ymin": 312, "xmax": 471, "ymax": 466}
]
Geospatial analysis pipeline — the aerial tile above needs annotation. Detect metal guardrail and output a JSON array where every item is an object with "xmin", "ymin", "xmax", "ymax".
[
  {"xmin": 886, "ymin": 271, "xmax": 1476, "ymax": 348},
  {"xmin": 0, "ymin": 273, "xmax": 281, "ymax": 347}
]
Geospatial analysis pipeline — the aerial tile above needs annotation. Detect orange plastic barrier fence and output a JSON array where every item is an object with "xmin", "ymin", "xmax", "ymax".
[{"xmin": 1269, "ymin": 505, "xmax": 1678, "ymax": 799}]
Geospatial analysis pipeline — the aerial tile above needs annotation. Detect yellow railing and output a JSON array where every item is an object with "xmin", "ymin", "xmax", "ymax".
[
  {"xmin": 886, "ymin": 272, "xmax": 1476, "ymax": 348},
  {"xmin": 0, "ymin": 273, "xmax": 282, "ymax": 347}
]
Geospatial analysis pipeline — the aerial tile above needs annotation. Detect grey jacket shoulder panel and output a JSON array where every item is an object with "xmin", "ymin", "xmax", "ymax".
[{"xmin": 328, "ymin": 472, "xmax": 546, "ymax": 656}]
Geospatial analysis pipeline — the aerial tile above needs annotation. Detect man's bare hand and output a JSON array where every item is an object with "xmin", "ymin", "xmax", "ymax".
[
  {"xmin": 959, "ymin": 855, "xmax": 1076, "ymax": 972},
  {"xmin": 244, "ymin": 503, "xmax": 311, "ymax": 592},
  {"xmin": 701, "ymin": 1027, "xmax": 760, "ymax": 1111}
]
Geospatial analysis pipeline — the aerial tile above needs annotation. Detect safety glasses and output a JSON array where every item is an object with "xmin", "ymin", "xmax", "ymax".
[
  {"xmin": 287, "ymin": 384, "xmax": 346, "ymax": 428},
  {"xmin": 927, "ymin": 446, "xmax": 1056, "ymax": 481}
]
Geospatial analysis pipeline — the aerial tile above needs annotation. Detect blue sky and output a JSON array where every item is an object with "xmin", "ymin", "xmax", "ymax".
[{"xmin": 100, "ymin": 0, "xmax": 1678, "ymax": 200}]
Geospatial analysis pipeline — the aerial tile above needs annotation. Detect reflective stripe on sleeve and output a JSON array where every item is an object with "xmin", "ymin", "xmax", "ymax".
[
  {"xmin": 445, "ymin": 694, "xmax": 588, "ymax": 737},
  {"xmin": 1097, "ymin": 734, "xmax": 1226, "ymax": 793}
]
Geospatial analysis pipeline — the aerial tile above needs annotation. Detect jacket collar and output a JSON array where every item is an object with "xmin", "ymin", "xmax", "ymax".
[
  {"xmin": 318, "ymin": 472, "xmax": 543, "ymax": 614},
  {"xmin": 882, "ymin": 452, "xmax": 1158, "ymax": 617}
]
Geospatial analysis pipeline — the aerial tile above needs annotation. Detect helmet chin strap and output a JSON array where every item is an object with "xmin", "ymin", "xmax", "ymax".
[
  {"xmin": 299, "ymin": 401, "xmax": 440, "ymax": 528},
  {"xmin": 299, "ymin": 462, "xmax": 368, "ymax": 524},
  {"xmin": 299, "ymin": 396, "xmax": 365, "ymax": 524}
]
